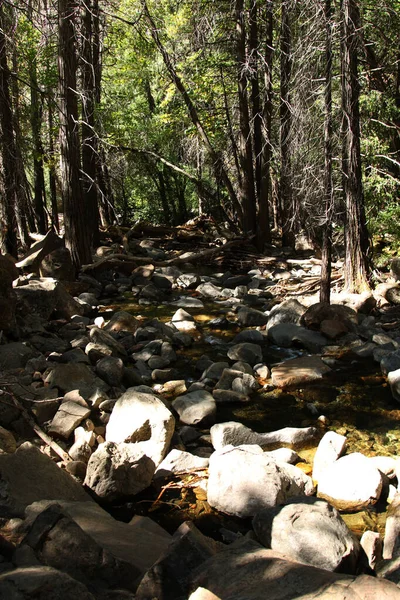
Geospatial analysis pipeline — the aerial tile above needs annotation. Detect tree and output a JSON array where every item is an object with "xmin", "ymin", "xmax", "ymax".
[{"xmin": 341, "ymin": 0, "xmax": 371, "ymax": 292}]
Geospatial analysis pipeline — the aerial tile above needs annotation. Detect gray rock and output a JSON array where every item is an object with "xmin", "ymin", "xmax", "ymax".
[
  {"xmin": 266, "ymin": 298, "xmax": 306, "ymax": 329},
  {"xmin": 177, "ymin": 273, "xmax": 201, "ymax": 289},
  {"xmin": 227, "ymin": 343, "xmax": 262, "ymax": 366},
  {"xmin": 233, "ymin": 329, "xmax": 265, "ymax": 344},
  {"xmin": 89, "ymin": 326, "xmax": 128, "ymax": 359},
  {"xmin": 44, "ymin": 363, "xmax": 109, "ymax": 397},
  {"xmin": 172, "ymin": 391, "xmax": 216, "ymax": 427},
  {"xmin": 0, "ymin": 342, "xmax": 40, "ymax": 370},
  {"xmin": 155, "ymin": 449, "xmax": 209, "ymax": 479},
  {"xmin": 360, "ymin": 530, "xmax": 382, "ymax": 570},
  {"xmin": 169, "ymin": 296, "xmax": 205, "ymax": 309},
  {"xmin": 195, "ymin": 282, "xmax": 222, "ymax": 299},
  {"xmin": 388, "ymin": 368, "xmax": 400, "ymax": 402},
  {"xmin": 200, "ymin": 362, "xmax": 229, "ymax": 381},
  {"xmin": 48, "ymin": 401, "xmax": 91, "ymax": 439},
  {"xmin": 381, "ymin": 349, "xmax": 400, "ymax": 375},
  {"xmin": 0, "ymin": 442, "xmax": 91, "ymax": 516},
  {"xmin": 105, "ymin": 311, "xmax": 140, "ymax": 334},
  {"xmin": 96, "ymin": 356, "xmax": 124, "ymax": 387},
  {"xmin": 317, "ymin": 453, "xmax": 383, "ymax": 512},
  {"xmin": 171, "ymin": 308, "xmax": 197, "ymax": 332},
  {"xmin": 383, "ymin": 493, "xmax": 400, "ymax": 560},
  {"xmin": 268, "ymin": 324, "xmax": 328, "ymax": 353},
  {"xmin": 189, "ymin": 538, "xmax": 400, "ymax": 600},
  {"xmin": 136, "ymin": 521, "xmax": 219, "ymax": 600},
  {"xmin": 312, "ymin": 431, "xmax": 347, "ymax": 483},
  {"xmin": 236, "ymin": 306, "xmax": 269, "ymax": 327},
  {"xmin": 210, "ymin": 421, "xmax": 318, "ymax": 451},
  {"xmin": 106, "ymin": 389, "xmax": 175, "ymax": 466},
  {"xmin": 132, "ymin": 340, "xmax": 162, "ymax": 361},
  {"xmin": 207, "ymin": 445, "xmax": 314, "ymax": 518},
  {"xmin": 84, "ymin": 442, "xmax": 155, "ymax": 501},
  {"xmin": 0, "ymin": 566, "xmax": 95, "ymax": 599},
  {"xmin": 253, "ymin": 497, "xmax": 360, "ymax": 573},
  {"xmin": 15, "ymin": 278, "xmax": 83, "ymax": 320}
]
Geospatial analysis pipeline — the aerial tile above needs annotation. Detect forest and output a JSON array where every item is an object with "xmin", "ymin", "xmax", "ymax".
[{"xmin": 0, "ymin": 0, "xmax": 399, "ymax": 293}]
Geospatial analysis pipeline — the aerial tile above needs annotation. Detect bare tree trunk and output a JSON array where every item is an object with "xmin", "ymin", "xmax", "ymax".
[
  {"xmin": 58, "ymin": 0, "xmax": 92, "ymax": 270},
  {"xmin": 47, "ymin": 97, "xmax": 59, "ymax": 232},
  {"xmin": 236, "ymin": 0, "xmax": 257, "ymax": 234},
  {"xmin": 320, "ymin": 0, "xmax": 333, "ymax": 304},
  {"xmin": 256, "ymin": 0, "xmax": 274, "ymax": 250},
  {"xmin": 341, "ymin": 0, "xmax": 371, "ymax": 292},
  {"xmin": 280, "ymin": 0, "xmax": 295, "ymax": 248}
]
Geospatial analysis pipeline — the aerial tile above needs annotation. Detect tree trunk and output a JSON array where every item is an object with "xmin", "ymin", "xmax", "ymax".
[
  {"xmin": 320, "ymin": 0, "xmax": 333, "ymax": 304},
  {"xmin": 341, "ymin": 0, "xmax": 371, "ymax": 292},
  {"xmin": 58, "ymin": 0, "xmax": 92, "ymax": 271},
  {"xmin": 280, "ymin": 0, "xmax": 295, "ymax": 248},
  {"xmin": 236, "ymin": 0, "xmax": 257, "ymax": 234},
  {"xmin": 256, "ymin": 0, "xmax": 274, "ymax": 250}
]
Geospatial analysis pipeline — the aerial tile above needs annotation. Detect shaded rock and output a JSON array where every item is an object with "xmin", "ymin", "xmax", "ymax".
[
  {"xmin": 301, "ymin": 302, "xmax": 357, "ymax": 332},
  {"xmin": 381, "ymin": 349, "xmax": 400, "ymax": 375},
  {"xmin": 236, "ymin": 306, "xmax": 268, "ymax": 327},
  {"xmin": 0, "ymin": 442, "xmax": 91, "ymax": 516},
  {"xmin": 106, "ymin": 389, "xmax": 175, "ymax": 466},
  {"xmin": 200, "ymin": 362, "xmax": 229, "ymax": 381},
  {"xmin": 0, "ymin": 566, "xmax": 95, "ymax": 599},
  {"xmin": 266, "ymin": 298, "xmax": 306, "ymax": 329},
  {"xmin": 253, "ymin": 497, "xmax": 360, "ymax": 573},
  {"xmin": 210, "ymin": 421, "xmax": 318, "ymax": 451},
  {"xmin": 89, "ymin": 326, "xmax": 128, "ymax": 359},
  {"xmin": 177, "ymin": 273, "xmax": 201, "ymax": 289},
  {"xmin": 189, "ymin": 538, "xmax": 400, "ymax": 600},
  {"xmin": 317, "ymin": 453, "xmax": 383, "ymax": 512},
  {"xmin": 268, "ymin": 324, "xmax": 328, "ymax": 353},
  {"xmin": 84, "ymin": 441, "xmax": 155, "ymax": 501},
  {"xmin": 104, "ymin": 311, "xmax": 140, "ymax": 334},
  {"xmin": 312, "ymin": 431, "xmax": 347, "ymax": 483},
  {"xmin": 207, "ymin": 445, "xmax": 314, "ymax": 518},
  {"xmin": 212, "ymin": 389, "xmax": 250, "ymax": 404},
  {"xmin": 40, "ymin": 246, "xmax": 75, "ymax": 281},
  {"xmin": 195, "ymin": 282, "xmax": 222, "ymax": 299},
  {"xmin": 136, "ymin": 521, "xmax": 220, "ymax": 600},
  {"xmin": 386, "ymin": 287, "xmax": 400, "ymax": 305},
  {"xmin": 155, "ymin": 449, "xmax": 209, "ymax": 479},
  {"xmin": 227, "ymin": 342, "xmax": 262, "ymax": 366},
  {"xmin": 271, "ymin": 355, "xmax": 331, "ymax": 388},
  {"xmin": 0, "ymin": 342, "xmax": 40, "ymax": 370},
  {"xmin": 95, "ymin": 356, "xmax": 124, "ymax": 387},
  {"xmin": 44, "ymin": 363, "xmax": 109, "ymax": 398},
  {"xmin": 172, "ymin": 391, "xmax": 216, "ymax": 427},
  {"xmin": 15, "ymin": 278, "xmax": 83, "ymax": 320},
  {"xmin": 48, "ymin": 401, "xmax": 92, "ymax": 439},
  {"xmin": 0, "ymin": 426, "xmax": 17, "ymax": 453}
]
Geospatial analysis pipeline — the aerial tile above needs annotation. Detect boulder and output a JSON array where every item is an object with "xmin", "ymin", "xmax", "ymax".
[
  {"xmin": 268, "ymin": 324, "xmax": 328, "ymax": 353},
  {"xmin": 271, "ymin": 355, "xmax": 331, "ymax": 388},
  {"xmin": 317, "ymin": 453, "xmax": 383, "ymax": 512},
  {"xmin": 95, "ymin": 356, "xmax": 124, "ymax": 387},
  {"xmin": 172, "ymin": 390, "xmax": 216, "ymax": 427},
  {"xmin": 207, "ymin": 445, "xmax": 314, "ymax": 518},
  {"xmin": 155, "ymin": 449, "xmax": 209, "ymax": 479},
  {"xmin": 14, "ymin": 277, "xmax": 82, "ymax": 320},
  {"xmin": 89, "ymin": 326, "xmax": 128, "ymax": 359},
  {"xmin": 253, "ymin": 497, "xmax": 361, "ymax": 573},
  {"xmin": 266, "ymin": 298, "xmax": 306, "ymax": 329},
  {"xmin": 0, "ymin": 442, "xmax": 91, "ymax": 516},
  {"xmin": 48, "ymin": 401, "xmax": 91, "ymax": 439},
  {"xmin": 0, "ymin": 342, "xmax": 40, "ymax": 370},
  {"xmin": 301, "ymin": 302, "xmax": 357, "ymax": 332},
  {"xmin": 189, "ymin": 539, "xmax": 400, "ymax": 600},
  {"xmin": 106, "ymin": 389, "xmax": 175, "ymax": 466},
  {"xmin": 210, "ymin": 421, "xmax": 318, "ymax": 451},
  {"xmin": 0, "ymin": 566, "xmax": 95, "ymax": 599},
  {"xmin": 84, "ymin": 442, "xmax": 155, "ymax": 501},
  {"xmin": 44, "ymin": 363, "xmax": 109, "ymax": 399},
  {"xmin": 195, "ymin": 282, "xmax": 222, "ymax": 299},
  {"xmin": 383, "ymin": 493, "xmax": 400, "ymax": 559},
  {"xmin": 236, "ymin": 306, "xmax": 269, "ymax": 327},
  {"xmin": 227, "ymin": 343, "xmax": 263, "ymax": 366},
  {"xmin": 312, "ymin": 431, "xmax": 347, "ymax": 483},
  {"xmin": 104, "ymin": 311, "xmax": 140, "ymax": 334},
  {"xmin": 136, "ymin": 521, "xmax": 220, "ymax": 600}
]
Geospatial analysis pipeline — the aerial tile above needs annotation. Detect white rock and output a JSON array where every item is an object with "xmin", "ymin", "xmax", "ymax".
[{"xmin": 312, "ymin": 431, "xmax": 347, "ymax": 483}]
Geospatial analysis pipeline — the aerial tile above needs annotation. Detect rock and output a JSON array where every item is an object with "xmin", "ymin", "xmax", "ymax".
[
  {"xmin": 0, "ymin": 442, "xmax": 91, "ymax": 516},
  {"xmin": 0, "ymin": 426, "xmax": 17, "ymax": 453},
  {"xmin": 266, "ymin": 298, "xmax": 306, "ymax": 329},
  {"xmin": 95, "ymin": 356, "xmax": 124, "ymax": 387},
  {"xmin": 89, "ymin": 326, "xmax": 128, "ymax": 359},
  {"xmin": 104, "ymin": 311, "xmax": 140, "ymax": 334},
  {"xmin": 48, "ymin": 401, "xmax": 92, "ymax": 439},
  {"xmin": 84, "ymin": 441, "xmax": 155, "ymax": 501},
  {"xmin": 210, "ymin": 421, "xmax": 318, "ymax": 451},
  {"xmin": 264, "ymin": 448, "xmax": 300, "ymax": 464},
  {"xmin": 386, "ymin": 287, "xmax": 400, "ymax": 305},
  {"xmin": 207, "ymin": 445, "xmax": 314, "ymax": 518},
  {"xmin": 233, "ymin": 329, "xmax": 265, "ymax": 344},
  {"xmin": 200, "ymin": 362, "xmax": 230, "ymax": 381},
  {"xmin": 271, "ymin": 355, "xmax": 331, "ymax": 388},
  {"xmin": 14, "ymin": 277, "xmax": 83, "ymax": 320},
  {"xmin": 383, "ymin": 493, "xmax": 400, "ymax": 559},
  {"xmin": 106, "ymin": 389, "xmax": 175, "ymax": 466},
  {"xmin": 177, "ymin": 273, "xmax": 201, "ymax": 289},
  {"xmin": 361, "ymin": 530, "xmax": 382, "ymax": 570},
  {"xmin": 172, "ymin": 390, "xmax": 216, "ymax": 427},
  {"xmin": 169, "ymin": 296, "xmax": 204, "ymax": 309},
  {"xmin": 236, "ymin": 306, "xmax": 268, "ymax": 327},
  {"xmin": 136, "ymin": 521, "xmax": 220, "ymax": 600},
  {"xmin": 381, "ymin": 349, "xmax": 400, "ymax": 375},
  {"xmin": 227, "ymin": 342, "xmax": 263, "ymax": 366},
  {"xmin": 0, "ymin": 566, "xmax": 95, "ymax": 599},
  {"xmin": 22, "ymin": 503, "xmax": 140, "ymax": 592},
  {"xmin": 40, "ymin": 246, "xmax": 75, "ymax": 281},
  {"xmin": 155, "ymin": 449, "xmax": 209, "ymax": 479},
  {"xmin": 388, "ymin": 369, "xmax": 400, "ymax": 402},
  {"xmin": 195, "ymin": 282, "xmax": 222, "ymax": 298},
  {"xmin": 312, "ymin": 431, "xmax": 347, "ymax": 483},
  {"xmin": 0, "ymin": 342, "xmax": 40, "ymax": 370},
  {"xmin": 212, "ymin": 389, "xmax": 250, "ymax": 403},
  {"xmin": 171, "ymin": 308, "xmax": 197, "ymax": 332},
  {"xmin": 391, "ymin": 258, "xmax": 400, "ymax": 280},
  {"xmin": 189, "ymin": 538, "xmax": 400, "ymax": 600},
  {"xmin": 301, "ymin": 302, "xmax": 357, "ymax": 332},
  {"xmin": 44, "ymin": 363, "xmax": 109, "ymax": 398},
  {"xmin": 253, "ymin": 497, "xmax": 361, "ymax": 573},
  {"xmin": 268, "ymin": 324, "xmax": 328, "ymax": 353},
  {"xmin": 317, "ymin": 453, "xmax": 383, "ymax": 512},
  {"xmin": 69, "ymin": 439, "xmax": 92, "ymax": 463}
]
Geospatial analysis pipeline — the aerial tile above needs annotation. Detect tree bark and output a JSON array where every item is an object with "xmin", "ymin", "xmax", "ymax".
[
  {"xmin": 58, "ymin": 0, "xmax": 92, "ymax": 271},
  {"xmin": 341, "ymin": 0, "xmax": 371, "ymax": 292}
]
